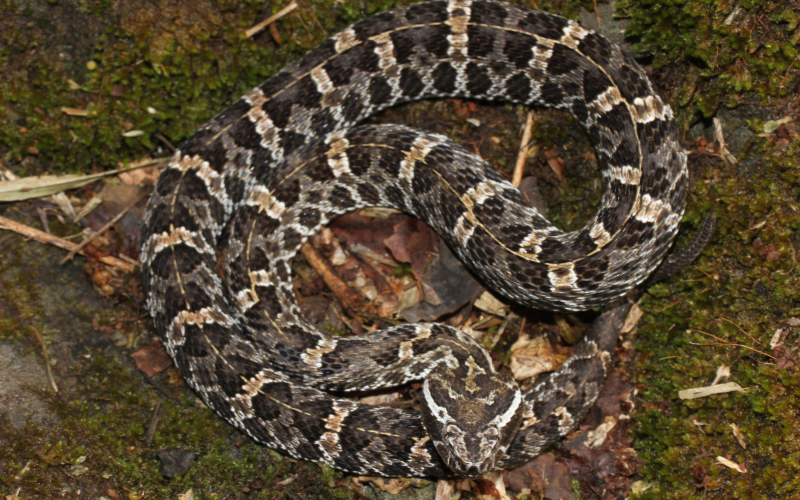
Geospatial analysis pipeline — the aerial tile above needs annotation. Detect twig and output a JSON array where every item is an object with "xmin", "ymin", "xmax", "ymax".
[
  {"xmin": 512, "ymin": 111, "xmax": 536, "ymax": 188},
  {"xmin": 144, "ymin": 401, "xmax": 163, "ymax": 446},
  {"xmin": 691, "ymin": 329, "xmax": 776, "ymax": 359},
  {"xmin": 30, "ymin": 326, "xmax": 58, "ymax": 392},
  {"xmin": 301, "ymin": 242, "xmax": 364, "ymax": 313},
  {"xmin": 154, "ymin": 133, "xmax": 176, "ymax": 153},
  {"xmin": 60, "ymin": 197, "xmax": 142, "ymax": 264},
  {"xmin": 719, "ymin": 317, "xmax": 767, "ymax": 348},
  {"xmin": 246, "ymin": 2, "xmax": 298, "ymax": 38},
  {"xmin": 0, "ymin": 215, "xmax": 134, "ymax": 273}
]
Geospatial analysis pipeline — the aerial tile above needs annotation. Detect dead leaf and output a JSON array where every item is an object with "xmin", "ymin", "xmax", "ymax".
[
  {"xmin": 620, "ymin": 303, "xmax": 643, "ymax": 334},
  {"xmin": 503, "ymin": 453, "xmax": 574, "ymax": 500},
  {"xmin": 509, "ymin": 335, "xmax": 563, "ymax": 380},
  {"xmin": 474, "ymin": 292, "xmax": 507, "ymax": 317},
  {"xmin": 0, "ymin": 159, "xmax": 166, "ymax": 202},
  {"xmin": 61, "ymin": 107, "xmax": 89, "ymax": 117},
  {"xmin": 473, "ymin": 472, "xmax": 511, "ymax": 500},
  {"xmin": 131, "ymin": 338, "xmax": 173, "ymax": 377},
  {"xmin": 711, "ymin": 364, "xmax": 731, "ymax": 385},
  {"xmin": 585, "ymin": 416, "xmax": 617, "ymax": 448},
  {"xmin": 435, "ymin": 479, "xmax": 457, "ymax": 500},
  {"xmin": 118, "ymin": 161, "xmax": 160, "ymax": 186},
  {"xmin": 547, "ymin": 157, "xmax": 565, "ymax": 182}
]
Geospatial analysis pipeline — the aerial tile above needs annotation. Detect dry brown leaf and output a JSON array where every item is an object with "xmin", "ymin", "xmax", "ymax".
[
  {"xmin": 620, "ymin": 303, "xmax": 643, "ymax": 334},
  {"xmin": 474, "ymin": 292, "xmax": 507, "ymax": 317},
  {"xmin": 61, "ymin": 107, "xmax": 90, "ymax": 117},
  {"xmin": 547, "ymin": 157, "xmax": 565, "ymax": 182},
  {"xmin": 435, "ymin": 479, "xmax": 457, "ymax": 500},
  {"xmin": 473, "ymin": 472, "xmax": 511, "ymax": 500},
  {"xmin": 585, "ymin": 415, "xmax": 617, "ymax": 448},
  {"xmin": 509, "ymin": 335, "xmax": 563, "ymax": 380},
  {"xmin": 130, "ymin": 338, "xmax": 173, "ymax": 377}
]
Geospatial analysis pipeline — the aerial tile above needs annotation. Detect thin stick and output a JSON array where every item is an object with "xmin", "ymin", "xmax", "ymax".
[
  {"xmin": 30, "ymin": 326, "xmax": 58, "ymax": 392},
  {"xmin": 246, "ymin": 2, "xmax": 298, "ymax": 38},
  {"xmin": 301, "ymin": 242, "xmax": 364, "ymax": 313},
  {"xmin": 0, "ymin": 215, "xmax": 134, "ymax": 273},
  {"xmin": 144, "ymin": 401, "xmax": 163, "ymax": 446},
  {"xmin": 691, "ymin": 329, "xmax": 776, "ymax": 359},
  {"xmin": 512, "ymin": 110, "xmax": 535, "ymax": 188},
  {"xmin": 60, "ymin": 197, "xmax": 141, "ymax": 264},
  {"xmin": 719, "ymin": 317, "xmax": 767, "ymax": 348}
]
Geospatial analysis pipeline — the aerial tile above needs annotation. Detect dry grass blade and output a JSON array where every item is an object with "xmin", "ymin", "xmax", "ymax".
[
  {"xmin": 30, "ymin": 325, "xmax": 58, "ymax": 393},
  {"xmin": 0, "ymin": 158, "xmax": 167, "ymax": 202},
  {"xmin": 246, "ymin": 2, "xmax": 298, "ymax": 38}
]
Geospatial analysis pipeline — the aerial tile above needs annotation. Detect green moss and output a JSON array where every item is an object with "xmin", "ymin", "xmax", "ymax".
[
  {"xmin": 0, "ymin": 351, "xmax": 354, "ymax": 499},
  {"xmin": 0, "ymin": 0, "xmax": 607, "ymax": 176},
  {"xmin": 618, "ymin": 0, "xmax": 799, "ymax": 122},
  {"xmin": 629, "ymin": 135, "xmax": 800, "ymax": 499}
]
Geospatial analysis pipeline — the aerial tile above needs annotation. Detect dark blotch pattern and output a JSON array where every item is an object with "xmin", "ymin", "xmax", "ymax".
[
  {"xmin": 369, "ymin": 76, "xmax": 394, "ymax": 106},
  {"xmin": 432, "ymin": 62, "xmax": 457, "ymax": 94},
  {"xmin": 329, "ymin": 186, "xmax": 355, "ymax": 209},
  {"xmin": 466, "ymin": 62, "xmax": 493, "ymax": 95},
  {"xmin": 466, "ymin": 25, "xmax": 496, "ymax": 59},
  {"xmin": 399, "ymin": 67, "xmax": 425, "ymax": 98},
  {"xmin": 518, "ymin": 10, "xmax": 569, "ymax": 40},
  {"xmin": 503, "ymin": 31, "xmax": 537, "ymax": 70},
  {"xmin": 582, "ymin": 66, "xmax": 613, "ymax": 104},
  {"xmin": 505, "ymin": 73, "xmax": 532, "ymax": 102},
  {"xmin": 547, "ymin": 43, "xmax": 582, "ymax": 76}
]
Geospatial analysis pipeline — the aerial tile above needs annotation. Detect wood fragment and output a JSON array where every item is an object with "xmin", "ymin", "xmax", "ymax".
[
  {"xmin": 0, "ymin": 215, "xmax": 134, "ymax": 273},
  {"xmin": 301, "ymin": 242, "xmax": 364, "ymax": 313},
  {"xmin": 512, "ymin": 110, "xmax": 535, "ymax": 188},
  {"xmin": 61, "ymin": 107, "xmax": 89, "ymax": 117},
  {"xmin": 511, "ymin": 110, "xmax": 533, "ymax": 188},
  {"xmin": 678, "ymin": 382, "xmax": 745, "ymax": 400},
  {"xmin": 246, "ymin": 2, "xmax": 298, "ymax": 38}
]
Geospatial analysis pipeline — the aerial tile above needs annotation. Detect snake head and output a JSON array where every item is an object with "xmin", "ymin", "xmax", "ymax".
[{"xmin": 421, "ymin": 356, "xmax": 523, "ymax": 478}]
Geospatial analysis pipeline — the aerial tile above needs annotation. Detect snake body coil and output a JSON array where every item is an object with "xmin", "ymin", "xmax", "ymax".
[{"xmin": 141, "ymin": 0, "xmax": 687, "ymax": 477}]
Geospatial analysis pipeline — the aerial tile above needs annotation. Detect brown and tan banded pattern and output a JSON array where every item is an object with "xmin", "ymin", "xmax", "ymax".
[{"xmin": 141, "ymin": 0, "xmax": 687, "ymax": 478}]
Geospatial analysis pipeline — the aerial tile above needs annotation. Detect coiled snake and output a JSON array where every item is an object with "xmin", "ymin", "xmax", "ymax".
[{"xmin": 140, "ymin": 0, "xmax": 688, "ymax": 478}]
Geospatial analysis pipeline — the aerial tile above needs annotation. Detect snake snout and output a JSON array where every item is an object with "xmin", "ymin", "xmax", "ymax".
[{"xmin": 421, "ymin": 364, "xmax": 524, "ymax": 477}]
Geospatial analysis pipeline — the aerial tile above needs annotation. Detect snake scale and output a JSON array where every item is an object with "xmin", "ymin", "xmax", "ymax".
[{"xmin": 140, "ymin": 0, "xmax": 687, "ymax": 478}]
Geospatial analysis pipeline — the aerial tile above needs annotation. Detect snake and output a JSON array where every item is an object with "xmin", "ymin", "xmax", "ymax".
[{"xmin": 140, "ymin": 0, "xmax": 689, "ymax": 478}]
